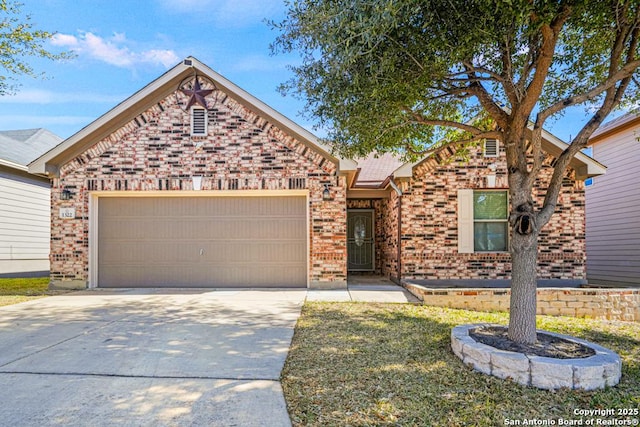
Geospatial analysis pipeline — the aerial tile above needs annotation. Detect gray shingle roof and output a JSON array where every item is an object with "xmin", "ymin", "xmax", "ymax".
[
  {"xmin": 591, "ymin": 109, "xmax": 640, "ymax": 138},
  {"xmin": 0, "ymin": 128, "xmax": 62, "ymax": 166}
]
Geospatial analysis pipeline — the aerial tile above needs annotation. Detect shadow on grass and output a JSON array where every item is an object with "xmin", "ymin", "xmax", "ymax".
[{"xmin": 282, "ymin": 303, "xmax": 640, "ymax": 427}]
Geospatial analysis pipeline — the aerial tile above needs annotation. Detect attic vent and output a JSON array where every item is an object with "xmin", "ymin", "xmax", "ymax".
[
  {"xmin": 483, "ymin": 139, "xmax": 499, "ymax": 157},
  {"xmin": 191, "ymin": 107, "xmax": 207, "ymax": 136}
]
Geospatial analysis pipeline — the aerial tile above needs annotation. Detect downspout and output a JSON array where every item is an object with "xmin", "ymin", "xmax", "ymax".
[{"xmin": 389, "ymin": 177, "xmax": 403, "ymax": 284}]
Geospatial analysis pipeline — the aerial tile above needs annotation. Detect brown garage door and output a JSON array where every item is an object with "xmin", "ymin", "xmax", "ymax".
[{"xmin": 97, "ymin": 196, "xmax": 307, "ymax": 287}]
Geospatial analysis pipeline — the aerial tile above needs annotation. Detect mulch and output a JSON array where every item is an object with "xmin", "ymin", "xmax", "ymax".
[{"xmin": 470, "ymin": 326, "xmax": 596, "ymax": 359}]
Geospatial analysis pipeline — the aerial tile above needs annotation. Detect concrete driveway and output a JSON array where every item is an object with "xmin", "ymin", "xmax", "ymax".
[{"xmin": 0, "ymin": 288, "xmax": 306, "ymax": 426}]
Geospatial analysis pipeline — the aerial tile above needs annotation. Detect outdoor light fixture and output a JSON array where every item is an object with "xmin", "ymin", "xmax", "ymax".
[
  {"xmin": 60, "ymin": 188, "xmax": 72, "ymax": 200},
  {"xmin": 322, "ymin": 184, "xmax": 331, "ymax": 201}
]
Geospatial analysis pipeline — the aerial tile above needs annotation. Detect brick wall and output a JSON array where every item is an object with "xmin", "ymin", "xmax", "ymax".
[
  {"xmin": 51, "ymin": 85, "xmax": 347, "ymax": 288},
  {"xmin": 405, "ymin": 284, "xmax": 640, "ymax": 322},
  {"xmin": 380, "ymin": 192, "xmax": 400, "ymax": 280},
  {"xmin": 398, "ymin": 143, "xmax": 586, "ymax": 283}
]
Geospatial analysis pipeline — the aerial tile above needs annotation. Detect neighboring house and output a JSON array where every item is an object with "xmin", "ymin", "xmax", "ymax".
[
  {"xmin": 0, "ymin": 128, "xmax": 63, "ymax": 276},
  {"xmin": 29, "ymin": 57, "xmax": 604, "ymax": 289},
  {"xmin": 586, "ymin": 110, "xmax": 640, "ymax": 287}
]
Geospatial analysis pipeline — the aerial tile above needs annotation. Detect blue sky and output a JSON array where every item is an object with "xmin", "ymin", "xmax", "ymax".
[{"xmin": 0, "ymin": 0, "xmax": 620, "ymax": 143}]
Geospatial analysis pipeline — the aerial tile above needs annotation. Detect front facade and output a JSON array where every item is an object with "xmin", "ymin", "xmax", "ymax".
[
  {"xmin": 31, "ymin": 58, "xmax": 604, "ymax": 289},
  {"xmin": 349, "ymin": 138, "xmax": 602, "ymax": 287},
  {"xmin": 586, "ymin": 111, "xmax": 640, "ymax": 287}
]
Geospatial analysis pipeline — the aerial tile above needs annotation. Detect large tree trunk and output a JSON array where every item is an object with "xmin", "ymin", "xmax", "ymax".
[
  {"xmin": 508, "ymin": 231, "xmax": 539, "ymax": 344},
  {"xmin": 507, "ymin": 167, "xmax": 539, "ymax": 345}
]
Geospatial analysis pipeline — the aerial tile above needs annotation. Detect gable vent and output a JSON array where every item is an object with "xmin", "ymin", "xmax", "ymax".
[
  {"xmin": 483, "ymin": 139, "xmax": 498, "ymax": 157},
  {"xmin": 191, "ymin": 107, "xmax": 207, "ymax": 136}
]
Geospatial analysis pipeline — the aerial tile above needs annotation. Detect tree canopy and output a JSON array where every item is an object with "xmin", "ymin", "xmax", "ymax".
[
  {"xmin": 0, "ymin": 0, "xmax": 69, "ymax": 95},
  {"xmin": 273, "ymin": 0, "xmax": 639, "ymax": 158}
]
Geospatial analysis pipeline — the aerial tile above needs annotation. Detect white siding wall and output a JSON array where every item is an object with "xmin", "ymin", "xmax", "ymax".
[
  {"xmin": 586, "ymin": 125, "xmax": 640, "ymax": 286},
  {"xmin": 0, "ymin": 169, "xmax": 50, "ymax": 275}
]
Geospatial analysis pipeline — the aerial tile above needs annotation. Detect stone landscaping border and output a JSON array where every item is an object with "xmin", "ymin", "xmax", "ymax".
[{"xmin": 451, "ymin": 324, "xmax": 622, "ymax": 390}]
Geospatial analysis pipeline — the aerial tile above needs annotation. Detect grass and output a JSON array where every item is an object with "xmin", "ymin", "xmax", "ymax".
[
  {"xmin": 282, "ymin": 303, "xmax": 640, "ymax": 426},
  {"xmin": 0, "ymin": 277, "xmax": 53, "ymax": 307}
]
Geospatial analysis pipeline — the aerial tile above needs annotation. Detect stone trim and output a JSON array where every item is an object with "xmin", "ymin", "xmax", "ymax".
[
  {"xmin": 451, "ymin": 324, "xmax": 622, "ymax": 390},
  {"xmin": 406, "ymin": 284, "xmax": 640, "ymax": 322}
]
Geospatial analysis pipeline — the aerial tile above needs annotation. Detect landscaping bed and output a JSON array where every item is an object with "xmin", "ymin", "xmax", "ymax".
[{"xmin": 282, "ymin": 303, "xmax": 640, "ymax": 426}]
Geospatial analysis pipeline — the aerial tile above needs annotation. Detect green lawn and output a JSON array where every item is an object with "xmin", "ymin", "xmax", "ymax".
[
  {"xmin": 0, "ymin": 277, "xmax": 53, "ymax": 307},
  {"xmin": 282, "ymin": 303, "xmax": 640, "ymax": 427}
]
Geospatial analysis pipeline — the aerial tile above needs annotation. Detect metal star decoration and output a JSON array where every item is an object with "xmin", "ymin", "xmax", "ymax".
[{"xmin": 180, "ymin": 77, "xmax": 214, "ymax": 110}]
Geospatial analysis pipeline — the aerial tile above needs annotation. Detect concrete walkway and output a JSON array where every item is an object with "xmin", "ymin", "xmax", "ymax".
[
  {"xmin": 306, "ymin": 278, "xmax": 420, "ymax": 303},
  {"xmin": 0, "ymin": 289, "xmax": 306, "ymax": 427}
]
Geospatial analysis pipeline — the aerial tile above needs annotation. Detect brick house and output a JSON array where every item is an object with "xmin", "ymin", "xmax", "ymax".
[{"xmin": 29, "ymin": 57, "xmax": 605, "ymax": 289}]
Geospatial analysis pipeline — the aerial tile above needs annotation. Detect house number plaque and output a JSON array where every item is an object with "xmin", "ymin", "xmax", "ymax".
[{"xmin": 59, "ymin": 208, "xmax": 75, "ymax": 219}]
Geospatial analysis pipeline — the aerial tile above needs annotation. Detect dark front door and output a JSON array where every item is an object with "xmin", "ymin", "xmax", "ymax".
[{"xmin": 347, "ymin": 210, "xmax": 374, "ymax": 271}]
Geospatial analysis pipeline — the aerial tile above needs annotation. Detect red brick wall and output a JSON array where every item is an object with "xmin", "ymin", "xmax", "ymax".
[
  {"xmin": 398, "ymin": 143, "xmax": 586, "ymax": 283},
  {"xmin": 51, "ymin": 87, "xmax": 347, "ymax": 288}
]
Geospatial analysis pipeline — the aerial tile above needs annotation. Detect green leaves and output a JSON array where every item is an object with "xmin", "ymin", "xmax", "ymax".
[
  {"xmin": 0, "ymin": 1, "xmax": 72, "ymax": 96},
  {"xmin": 273, "ymin": 0, "xmax": 640, "ymax": 157}
]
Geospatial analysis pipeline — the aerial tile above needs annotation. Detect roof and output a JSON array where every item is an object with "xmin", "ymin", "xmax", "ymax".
[
  {"xmin": 589, "ymin": 109, "xmax": 640, "ymax": 144},
  {"xmin": 353, "ymin": 153, "xmax": 404, "ymax": 188},
  {"xmin": 29, "ymin": 56, "xmax": 357, "ymax": 177},
  {"xmin": 392, "ymin": 127, "xmax": 606, "ymax": 183},
  {"xmin": 0, "ymin": 128, "xmax": 62, "ymax": 171}
]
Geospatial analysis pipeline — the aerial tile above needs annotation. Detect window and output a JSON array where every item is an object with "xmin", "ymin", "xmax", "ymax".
[
  {"xmin": 191, "ymin": 107, "xmax": 207, "ymax": 136},
  {"xmin": 473, "ymin": 191, "xmax": 508, "ymax": 251},
  {"xmin": 457, "ymin": 189, "xmax": 509, "ymax": 253},
  {"xmin": 483, "ymin": 139, "xmax": 498, "ymax": 157}
]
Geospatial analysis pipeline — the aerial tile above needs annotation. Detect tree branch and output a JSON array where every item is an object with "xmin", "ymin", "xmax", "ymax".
[
  {"xmin": 539, "ymin": 63, "xmax": 640, "ymax": 122},
  {"xmin": 499, "ymin": 30, "xmax": 520, "ymax": 106},
  {"xmin": 519, "ymin": 4, "xmax": 573, "ymax": 121},
  {"xmin": 464, "ymin": 79, "xmax": 509, "ymax": 129},
  {"xmin": 407, "ymin": 109, "xmax": 501, "ymax": 138}
]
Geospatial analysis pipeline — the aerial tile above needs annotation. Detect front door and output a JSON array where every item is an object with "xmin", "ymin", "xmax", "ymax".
[{"xmin": 347, "ymin": 210, "xmax": 374, "ymax": 271}]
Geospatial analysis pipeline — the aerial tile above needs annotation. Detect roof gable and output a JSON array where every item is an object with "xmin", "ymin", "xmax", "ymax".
[
  {"xmin": 393, "ymin": 127, "xmax": 605, "ymax": 182},
  {"xmin": 29, "ymin": 57, "xmax": 356, "ymax": 176}
]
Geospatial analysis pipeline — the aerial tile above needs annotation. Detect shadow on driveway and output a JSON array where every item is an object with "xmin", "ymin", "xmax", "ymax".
[{"xmin": 0, "ymin": 288, "xmax": 305, "ymax": 426}]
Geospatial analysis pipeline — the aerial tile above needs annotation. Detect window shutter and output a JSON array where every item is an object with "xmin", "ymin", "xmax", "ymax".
[
  {"xmin": 483, "ymin": 139, "xmax": 498, "ymax": 157},
  {"xmin": 457, "ymin": 189, "xmax": 474, "ymax": 253},
  {"xmin": 191, "ymin": 107, "xmax": 207, "ymax": 136}
]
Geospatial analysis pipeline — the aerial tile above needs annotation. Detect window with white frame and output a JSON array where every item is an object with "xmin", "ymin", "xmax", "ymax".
[
  {"xmin": 458, "ymin": 189, "xmax": 509, "ymax": 253},
  {"xmin": 191, "ymin": 107, "xmax": 207, "ymax": 136}
]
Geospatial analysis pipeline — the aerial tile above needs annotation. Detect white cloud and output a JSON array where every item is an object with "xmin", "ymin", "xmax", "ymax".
[
  {"xmin": 51, "ymin": 31, "xmax": 179, "ymax": 69},
  {"xmin": 0, "ymin": 89, "xmax": 125, "ymax": 104},
  {"xmin": 157, "ymin": 0, "xmax": 283, "ymax": 28}
]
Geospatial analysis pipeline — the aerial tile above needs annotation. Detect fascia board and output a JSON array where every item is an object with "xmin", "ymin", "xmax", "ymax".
[{"xmin": 0, "ymin": 158, "xmax": 28, "ymax": 172}]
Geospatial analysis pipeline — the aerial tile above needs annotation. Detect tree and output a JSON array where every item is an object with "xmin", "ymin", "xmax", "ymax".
[
  {"xmin": 272, "ymin": 0, "xmax": 640, "ymax": 344},
  {"xmin": 0, "ymin": 0, "xmax": 69, "ymax": 95}
]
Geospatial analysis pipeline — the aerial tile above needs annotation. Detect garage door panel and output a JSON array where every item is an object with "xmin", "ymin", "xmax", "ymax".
[
  {"xmin": 98, "ymin": 196, "xmax": 307, "ymax": 287},
  {"xmin": 99, "ymin": 240, "xmax": 307, "ymax": 264},
  {"xmin": 100, "ymin": 263, "xmax": 307, "ymax": 288},
  {"xmin": 101, "ymin": 217, "xmax": 306, "ymax": 240}
]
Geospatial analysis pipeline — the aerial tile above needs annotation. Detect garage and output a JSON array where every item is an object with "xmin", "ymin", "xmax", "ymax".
[{"xmin": 96, "ymin": 195, "xmax": 307, "ymax": 288}]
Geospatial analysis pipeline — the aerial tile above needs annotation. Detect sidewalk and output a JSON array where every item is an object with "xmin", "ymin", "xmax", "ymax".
[{"xmin": 306, "ymin": 277, "xmax": 420, "ymax": 303}]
